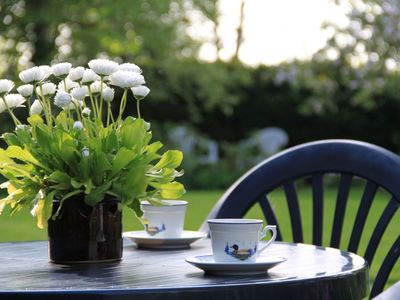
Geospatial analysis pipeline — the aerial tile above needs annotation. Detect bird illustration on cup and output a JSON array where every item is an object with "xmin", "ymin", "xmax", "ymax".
[
  {"xmin": 224, "ymin": 243, "xmax": 257, "ymax": 261},
  {"xmin": 145, "ymin": 223, "xmax": 166, "ymax": 236}
]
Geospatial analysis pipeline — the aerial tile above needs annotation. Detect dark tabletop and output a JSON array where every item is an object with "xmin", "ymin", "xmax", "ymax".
[{"xmin": 0, "ymin": 238, "xmax": 369, "ymax": 300}]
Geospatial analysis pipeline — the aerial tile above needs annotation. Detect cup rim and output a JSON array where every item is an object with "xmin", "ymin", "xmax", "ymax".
[
  {"xmin": 140, "ymin": 200, "xmax": 188, "ymax": 206},
  {"xmin": 207, "ymin": 218, "xmax": 263, "ymax": 224}
]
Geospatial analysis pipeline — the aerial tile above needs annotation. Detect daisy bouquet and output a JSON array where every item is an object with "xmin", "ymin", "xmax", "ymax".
[{"xmin": 0, "ymin": 59, "xmax": 185, "ymax": 228}]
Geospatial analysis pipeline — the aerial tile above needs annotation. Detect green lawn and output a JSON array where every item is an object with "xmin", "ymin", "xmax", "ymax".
[{"xmin": 0, "ymin": 188, "xmax": 398, "ymax": 288}]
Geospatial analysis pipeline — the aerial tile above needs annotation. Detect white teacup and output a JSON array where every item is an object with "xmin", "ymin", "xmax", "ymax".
[
  {"xmin": 207, "ymin": 219, "xmax": 277, "ymax": 263},
  {"xmin": 140, "ymin": 200, "xmax": 187, "ymax": 238}
]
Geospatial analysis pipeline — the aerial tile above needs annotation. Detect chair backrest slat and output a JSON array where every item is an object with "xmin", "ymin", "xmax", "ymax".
[
  {"xmin": 330, "ymin": 174, "xmax": 352, "ymax": 248},
  {"xmin": 370, "ymin": 236, "xmax": 400, "ymax": 298},
  {"xmin": 312, "ymin": 174, "xmax": 324, "ymax": 246},
  {"xmin": 259, "ymin": 194, "xmax": 283, "ymax": 241},
  {"xmin": 283, "ymin": 181, "xmax": 303, "ymax": 243},
  {"xmin": 348, "ymin": 181, "xmax": 378, "ymax": 253},
  {"xmin": 364, "ymin": 197, "xmax": 399, "ymax": 264}
]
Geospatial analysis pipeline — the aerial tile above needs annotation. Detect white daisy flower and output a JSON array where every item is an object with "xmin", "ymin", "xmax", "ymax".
[
  {"xmin": 73, "ymin": 121, "xmax": 84, "ymax": 130},
  {"xmin": 15, "ymin": 124, "xmax": 29, "ymax": 131},
  {"xmin": 68, "ymin": 66, "xmax": 85, "ymax": 81},
  {"xmin": 57, "ymin": 78, "xmax": 79, "ymax": 92},
  {"xmin": 29, "ymin": 99, "xmax": 43, "ymax": 116},
  {"xmin": 65, "ymin": 98, "xmax": 84, "ymax": 110},
  {"xmin": 89, "ymin": 80, "xmax": 103, "ymax": 94},
  {"xmin": 131, "ymin": 85, "xmax": 150, "ymax": 100},
  {"xmin": 0, "ymin": 94, "xmax": 26, "ymax": 113},
  {"xmin": 88, "ymin": 59, "xmax": 119, "ymax": 76},
  {"xmin": 0, "ymin": 79, "xmax": 15, "ymax": 96},
  {"xmin": 71, "ymin": 86, "xmax": 88, "ymax": 100},
  {"xmin": 17, "ymin": 84, "xmax": 34, "ymax": 97},
  {"xmin": 36, "ymin": 82, "xmax": 57, "ymax": 96},
  {"xmin": 81, "ymin": 148, "xmax": 90, "ymax": 157},
  {"xmin": 109, "ymin": 70, "xmax": 145, "ymax": 88},
  {"xmin": 51, "ymin": 62, "xmax": 72, "ymax": 78},
  {"xmin": 82, "ymin": 107, "xmax": 91, "ymax": 116},
  {"xmin": 38, "ymin": 65, "xmax": 53, "ymax": 80},
  {"xmin": 119, "ymin": 63, "xmax": 142, "ymax": 73},
  {"xmin": 81, "ymin": 69, "xmax": 100, "ymax": 84},
  {"xmin": 102, "ymin": 87, "xmax": 114, "ymax": 102},
  {"xmin": 54, "ymin": 91, "xmax": 72, "ymax": 108},
  {"xmin": 19, "ymin": 67, "xmax": 46, "ymax": 83}
]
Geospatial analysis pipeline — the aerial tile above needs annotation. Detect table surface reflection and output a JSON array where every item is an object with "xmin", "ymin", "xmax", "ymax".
[{"xmin": 0, "ymin": 238, "xmax": 369, "ymax": 300}]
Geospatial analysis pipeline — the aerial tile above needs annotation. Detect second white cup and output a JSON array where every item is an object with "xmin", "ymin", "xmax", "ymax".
[
  {"xmin": 208, "ymin": 218, "xmax": 277, "ymax": 263},
  {"xmin": 140, "ymin": 200, "xmax": 187, "ymax": 238}
]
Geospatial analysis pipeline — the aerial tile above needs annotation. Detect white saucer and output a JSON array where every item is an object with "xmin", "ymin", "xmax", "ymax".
[
  {"xmin": 185, "ymin": 255, "xmax": 286, "ymax": 275},
  {"xmin": 123, "ymin": 230, "xmax": 207, "ymax": 250}
]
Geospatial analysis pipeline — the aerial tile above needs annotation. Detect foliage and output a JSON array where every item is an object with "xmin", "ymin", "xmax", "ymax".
[
  {"xmin": 0, "ymin": 60, "xmax": 185, "ymax": 228},
  {"xmin": 300, "ymin": 0, "xmax": 400, "ymax": 113},
  {"xmin": 0, "ymin": 0, "xmax": 217, "ymax": 78}
]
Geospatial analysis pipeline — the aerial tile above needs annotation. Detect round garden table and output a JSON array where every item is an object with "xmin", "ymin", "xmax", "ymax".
[{"xmin": 0, "ymin": 238, "xmax": 369, "ymax": 300}]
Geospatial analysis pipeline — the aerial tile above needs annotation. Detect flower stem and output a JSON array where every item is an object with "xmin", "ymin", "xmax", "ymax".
[
  {"xmin": 99, "ymin": 76, "xmax": 104, "ymax": 124},
  {"xmin": 0, "ymin": 96, "xmax": 21, "ymax": 126},
  {"xmin": 117, "ymin": 89, "xmax": 128, "ymax": 124},
  {"xmin": 136, "ymin": 99, "xmax": 141, "ymax": 119},
  {"xmin": 106, "ymin": 101, "xmax": 111, "ymax": 127},
  {"xmin": 73, "ymin": 102, "xmax": 82, "ymax": 122},
  {"xmin": 34, "ymin": 85, "xmax": 52, "ymax": 125},
  {"xmin": 88, "ymin": 86, "xmax": 98, "ymax": 119}
]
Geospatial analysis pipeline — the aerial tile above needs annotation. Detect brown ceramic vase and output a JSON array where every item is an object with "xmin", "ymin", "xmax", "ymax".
[{"xmin": 47, "ymin": 195, "xmax": 122, "ymax": 264}]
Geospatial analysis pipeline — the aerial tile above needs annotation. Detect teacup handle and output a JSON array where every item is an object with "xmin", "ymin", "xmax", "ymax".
[{"xmin": 258, "ymin": 225, "xmax": 277, "ymax": 253}]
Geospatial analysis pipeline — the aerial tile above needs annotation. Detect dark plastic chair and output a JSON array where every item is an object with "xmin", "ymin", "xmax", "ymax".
[{"xmin": 201, "ymin": 140, "xmax": 399, "ymax": 299}]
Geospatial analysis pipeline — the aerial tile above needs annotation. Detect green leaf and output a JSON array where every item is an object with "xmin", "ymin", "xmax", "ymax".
[
  {"xmin": 15, "ymin": 127, "xmax": 33, "ymax": 147},
  {"xmin": 146, "ymin": 141, "xmax": 163, "ymax": 154},
  {"xmin": 60, "ymin": 146, "xmax": 79, "ymax": 173},
  {"xmin": 120, "ymin": 165, "xmax": 147, "ymax": 198},
  {"xmin": 111, "ymin": 147, "xmax": 136, "ymax": 176},
  {"xmin": 127, "ymin": 198, "xmax": 142, "ymax": 217},
  {"xmin": 27, "ymin": 115, "xmax": 44, "ymax": 127},
  {"xmin": 52, "ymin": 190, "xmax": 83, "ymax": 219},
  {"xmin": 5, "ymin": 145, "xmax": 46, "ymax": 169},
  {"xmin": 48, "ymin": 171, "xmax": 71, "ymax": 183},
  {"xmin": 153, "ymin": 150, "xmax": 183, "ymax": 170},
  {"xmin": 44, "ymin": 191, "xmax": 56, "ymax": 223},
  {"xmin": 35, "ymin": 125, "xmax": 52, "ymax": 153},
  {"xmin": 105, "ymin": 128, "xmax": 118, "ymax": 152},
  {"xmin": 55, "ymin": 111, "xmax": 70, "ymax": 130},
  {"xmin": 33, "ymin": 190, "xmax": 56, "ymax": 229},
  {"xmin": 31, "ymin": 189, "xmax": 55, "ymax": 229},
  {"xmin": 71, "ymin": 178, "xmax": 84, "ymax": 189},
  {"xmin": 2, "ymin": 133, "xmax": 21, "ymax": 147},
  {"xmin": 93, "ymin": 152, "xmax": 112, "ymax": 184},
  {"xmin": 84, "ymin": 179, "xmax": 93, "ymax": 194},
  {"xmin": 151, "ymin": 182, "xmax": 186, "ymax": 199},
  {"xmin": 120, "ymin": 118, "xmax": 147, "ymax": 149},
  {"xmin": 85, "ymin": 181, "xmax": 112, "ymax": 206},
  {"xmin": 48, "ymin": 171, "xmax": 72, "ymax": 190},
  {"xmin": 0, "ymin": 148, "xmax": 16, "ymax": 164},
  {"xmin": 147, "ymin": 168, "xmax": 184, "ymax": 184}
]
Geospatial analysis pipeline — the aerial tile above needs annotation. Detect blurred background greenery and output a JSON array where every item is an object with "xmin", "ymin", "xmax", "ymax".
[{"xmin": 1, "ymin": 0, "xmax": 400, "ymax": 189}]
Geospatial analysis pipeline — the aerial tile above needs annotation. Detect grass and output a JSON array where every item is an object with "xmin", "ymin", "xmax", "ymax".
[{"xmin": 0, "ymin": 187, "xmax": 398, "ymax": 288}]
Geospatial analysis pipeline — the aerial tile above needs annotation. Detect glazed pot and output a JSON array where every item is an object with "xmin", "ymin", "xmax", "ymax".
[{"xmin": 47, "ymin": 195, "xmax": 122, "ymax": 264}]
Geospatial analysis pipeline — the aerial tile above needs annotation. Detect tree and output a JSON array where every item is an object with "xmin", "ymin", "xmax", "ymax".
[
  {"xmin": 0, "ymin": 0, "xmax": 217, "ymax": 79},
  {"xmin": 301, "ymin": 0, "xmax": 400, "ymax": 112}
]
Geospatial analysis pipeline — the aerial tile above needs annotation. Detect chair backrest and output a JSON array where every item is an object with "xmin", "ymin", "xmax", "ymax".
[{"xmin": 200, "ymin": 139, "xmax": 400, "ymax": 298}]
